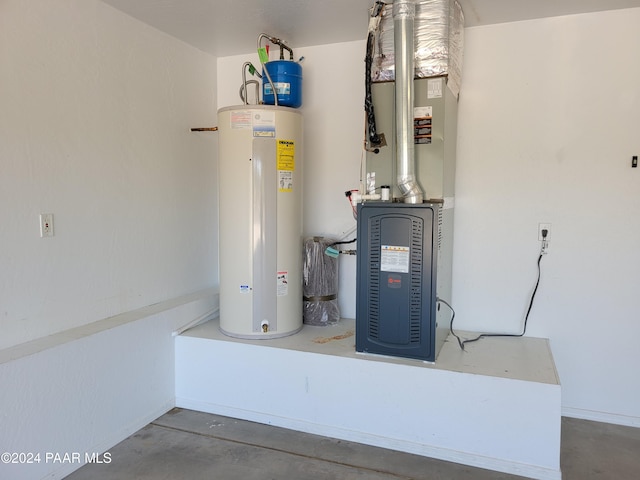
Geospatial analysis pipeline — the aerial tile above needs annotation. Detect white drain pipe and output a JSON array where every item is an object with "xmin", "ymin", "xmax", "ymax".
[{"xmin": 393, "ymin": 0, "xmax": 423, "ymax": 204}]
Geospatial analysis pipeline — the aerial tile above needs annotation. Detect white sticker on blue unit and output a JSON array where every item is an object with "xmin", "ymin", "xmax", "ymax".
[{"xmin": 380, "ymin": 245, "xmax": 410, "ymax": 273}]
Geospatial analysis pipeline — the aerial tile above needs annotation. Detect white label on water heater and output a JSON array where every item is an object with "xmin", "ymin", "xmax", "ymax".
[
  {"xmin": 239, "ymin": 284, "xmax": 251, "ymax": 294},
  {"xmin": 277, "ymin": 271, "xmax": 288, "ymax": 296},
  {"xmin": 230, "ymin": 110, "xmax": 252, "ymax": 129},
  {"xmin": 380, "ymin": 245, "xmax": 410, "ymax": 274},
  {"xmin": 253, "ymin": 127, "xmax": 275, "ymax": 137},
  {"xmin": 278, "ymin": 170, "xmax": 293, "ymax": 192},
  {"xmin": 252, "ymin": 110, "xmax": 276, "ymax": 137}
]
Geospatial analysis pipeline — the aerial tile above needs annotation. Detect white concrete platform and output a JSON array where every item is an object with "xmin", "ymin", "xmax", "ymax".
[{"xmin": 175, "ymin": 318, "xmax": 562, "ymax": 480}]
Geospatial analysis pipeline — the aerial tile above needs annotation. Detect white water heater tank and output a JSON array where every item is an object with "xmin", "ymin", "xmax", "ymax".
[{"xmin": 217, "ymin": 105, "xmax": 303, "ymax": 338}]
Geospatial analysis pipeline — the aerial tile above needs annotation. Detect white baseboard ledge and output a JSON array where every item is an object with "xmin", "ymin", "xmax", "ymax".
[{"xmin": 562, "ymin": 407, "xmax": 640, "ymax": 428}]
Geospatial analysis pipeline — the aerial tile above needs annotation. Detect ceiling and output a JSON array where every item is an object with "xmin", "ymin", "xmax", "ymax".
[{"xmin": 101, "ymin": 0, "xmax": 640, "ymax": 57}]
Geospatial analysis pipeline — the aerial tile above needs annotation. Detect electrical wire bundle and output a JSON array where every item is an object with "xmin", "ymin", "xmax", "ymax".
[{"xmin": 364, "ymin": 1, "xmax": 386, "ymax": 153}]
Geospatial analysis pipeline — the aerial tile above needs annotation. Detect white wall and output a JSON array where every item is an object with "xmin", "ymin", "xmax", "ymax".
[
  {"xmin": 217, "ymin": 10, "xmax": 640, "ymax": 425},
  {"xmin": 0, "ymin": 1, "xmax": 220, "ymax": 477},
  {"xmin": 0, "ymin": 0, "xmax": 219, "ymax": 350},
  {"xmin": 454, "ymin": 9, "xmax": 640, "ymax": 424}
]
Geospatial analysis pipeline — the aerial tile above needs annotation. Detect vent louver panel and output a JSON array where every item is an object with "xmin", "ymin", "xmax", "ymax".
[
  {"xmin": 438, "ymin": 208, "xmax": 443, "ymax": 251},
  {"xmin": 410, "ymin": 218, "xmax": 423, "ymax": 344},
  {"xmin": 368, "ymin": 218, "xmax": 381, "ymax": 340}
]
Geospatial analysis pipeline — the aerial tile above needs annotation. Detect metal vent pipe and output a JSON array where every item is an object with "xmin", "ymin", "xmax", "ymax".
[{"xmin": 393, "ymin": 0, "xmax": 423, "ymax": 203}]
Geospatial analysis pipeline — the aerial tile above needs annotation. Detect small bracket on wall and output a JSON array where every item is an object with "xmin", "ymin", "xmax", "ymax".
[
  {"xmin": 632, "ymin": 155, "xmax": 637, "ymax": 168},
  {"xmin": 191, "ymin": 127, "xmax": 218, "ymax": 132}
]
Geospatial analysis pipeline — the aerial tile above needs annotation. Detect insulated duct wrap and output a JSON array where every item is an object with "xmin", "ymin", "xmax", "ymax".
[
  {"xmin": 371, "ymin": 0, "xmax": 464, "ymax": 97},
  {"xmin": 303, "ymin": 237, "xmax": 340, "ymax": 326}
]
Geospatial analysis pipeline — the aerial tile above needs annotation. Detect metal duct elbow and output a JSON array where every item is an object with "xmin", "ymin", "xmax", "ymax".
[{"xmin": 393, "ymin": 0, "xmax": 423, "ymax": 204}]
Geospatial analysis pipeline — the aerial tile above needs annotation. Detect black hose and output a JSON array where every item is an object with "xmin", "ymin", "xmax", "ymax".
[
  {"xmin": 365, "ymin": 31, "xmax": 381, "ymax": 147},
  {"xmin": 364, "ymin": 1, "xmax": 385, "ymax": 149}
]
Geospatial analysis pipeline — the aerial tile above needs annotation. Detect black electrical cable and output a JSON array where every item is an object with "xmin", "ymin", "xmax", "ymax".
[
  {"xmin": 437, "ymin": 298, "xmax": 464, "ymax": 350},
  {"xmin": 446, "ymin": 251, "xmax": 544, "ymax": 351},
  {"xmin": 364, "ymin": 2, "xmax": 385, "ymax": 149},
  {"xmin": 364, "ymin": 32, "xmax": 380, "ymax": 147},
  {"xmin": 328, "ymin": 238, "xmax": 356, "ymax": 248}
]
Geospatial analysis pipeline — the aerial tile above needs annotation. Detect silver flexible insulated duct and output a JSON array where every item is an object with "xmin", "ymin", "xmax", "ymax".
[{"xmin": 393, "ymin": 0, "xmax": 423, "ymax": 203}]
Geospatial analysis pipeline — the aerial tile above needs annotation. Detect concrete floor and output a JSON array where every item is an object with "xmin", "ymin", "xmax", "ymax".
[{"xmin": 67, "ymin": 408, "xmax": 640, "ymax": 480}]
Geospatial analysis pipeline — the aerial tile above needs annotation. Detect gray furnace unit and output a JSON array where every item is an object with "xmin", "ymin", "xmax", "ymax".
[
  {"xmin": 355, "ymin": 76, "xmax": 457, "ymax": 363},
  {"xmin": 356, "ymin": 202, "xmax": 446, "ymax": 362}
]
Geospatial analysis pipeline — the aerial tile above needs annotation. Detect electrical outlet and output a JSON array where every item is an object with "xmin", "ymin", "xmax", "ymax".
[
  {"xmin": 538, "ymin": 223, "xmax": 551, "ymax": 254},
  {"xmin": 40, "ymin": 213, "xmax": 54, "ymax": 237},
  {"xmin": 538, "ymin": 223, "xmax": 551, "ymax": 241}
]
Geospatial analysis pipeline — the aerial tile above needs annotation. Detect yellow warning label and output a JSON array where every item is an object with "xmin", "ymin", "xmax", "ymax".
[{"xmin": 276, "ymin": 139, "xmax": 295, "ymax": 171}]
